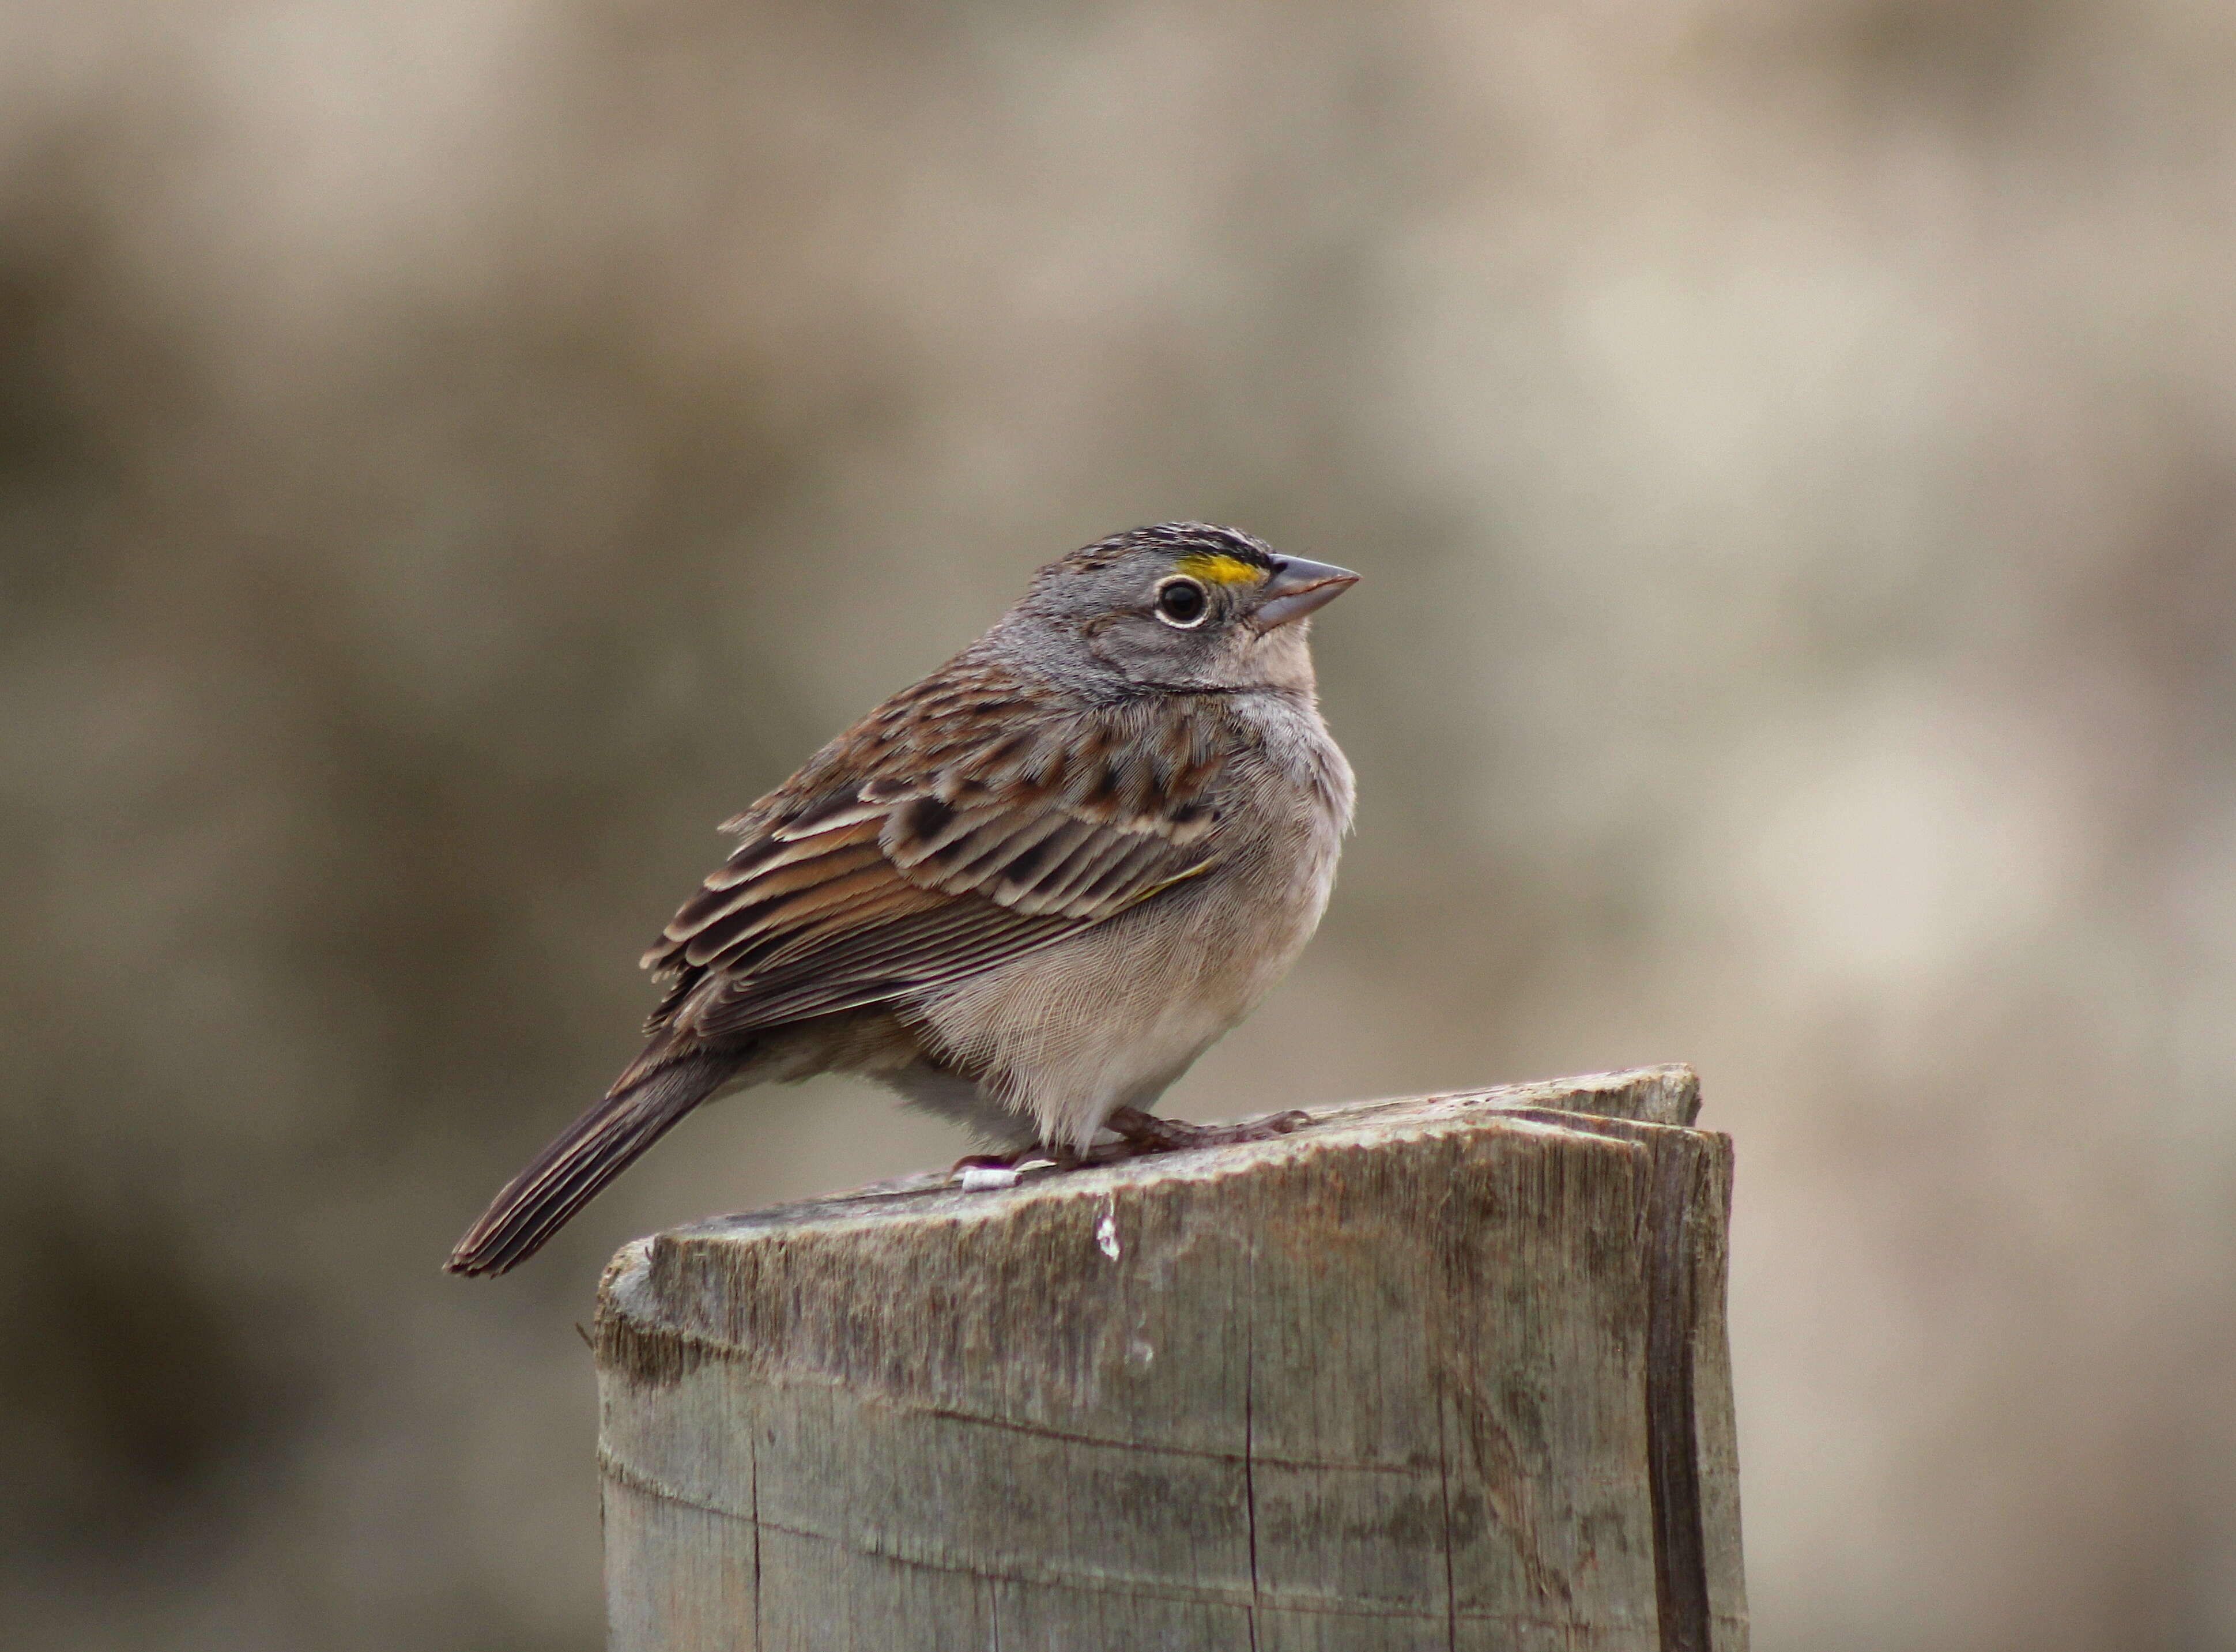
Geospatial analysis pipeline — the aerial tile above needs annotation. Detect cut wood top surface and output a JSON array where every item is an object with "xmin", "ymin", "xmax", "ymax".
[{"xmin": 602, "ymin": 1062, "xmax": 1702, "ymax": 1280}]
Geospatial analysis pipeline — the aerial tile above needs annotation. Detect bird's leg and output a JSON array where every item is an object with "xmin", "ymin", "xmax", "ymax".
[
  {"xmin": 1100, "ymin": 1106, "xmax": 1313, "ymax": 1156},
  {"xmin": 952, "ymin": 1110, "xmax": 1313, "ymax": 1185}
]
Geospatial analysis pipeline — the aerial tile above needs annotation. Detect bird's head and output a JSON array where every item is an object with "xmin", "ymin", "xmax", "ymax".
[{"xmin": 1003, "ymin": 522, "xmax": 1358, "ymax": 694}]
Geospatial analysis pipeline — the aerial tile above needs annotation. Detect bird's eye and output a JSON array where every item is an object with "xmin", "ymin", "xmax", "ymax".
[{"xmin": 1155, "ymin": 577, "xmax": 1209, "ymax": 628}]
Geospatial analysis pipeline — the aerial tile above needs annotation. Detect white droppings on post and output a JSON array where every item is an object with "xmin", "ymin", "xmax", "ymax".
[{"xmin": 1094, "ymin": 1202, "xmax": 1120, "ymax": 1260}]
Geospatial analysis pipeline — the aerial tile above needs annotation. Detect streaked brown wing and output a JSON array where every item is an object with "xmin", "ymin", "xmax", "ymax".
[{"xmin": 641, "ymin": 658, "xmax": 1227, "ymax": 1043}]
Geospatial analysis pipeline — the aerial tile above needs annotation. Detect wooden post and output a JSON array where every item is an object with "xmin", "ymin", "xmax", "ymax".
[{"xmin": 595, "ymin": 1065, "xmax": 1747, "ymax": 1650}]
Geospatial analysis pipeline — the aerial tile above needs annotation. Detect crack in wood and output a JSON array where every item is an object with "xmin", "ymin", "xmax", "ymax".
[
  {"xmin": 1437, "ymin": 1378, "xmax": 1457, "ymax": 1652},
  {"xmin": 749, "ymin": 1408, "xmax": 763, "ymax": 1650},
  {"xmin": 598, "ymin": 1329, "xmax": 1439, "ymax": 1475},
  {"xmin": 1644, "ymin": 1133, "xmax": 1713, "ymax": 1652}
]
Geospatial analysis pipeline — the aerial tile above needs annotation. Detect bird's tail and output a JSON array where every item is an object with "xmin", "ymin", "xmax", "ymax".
[{"xmin": 446, "ymin": 1053, "xmax": 734, "ymax": 1276}]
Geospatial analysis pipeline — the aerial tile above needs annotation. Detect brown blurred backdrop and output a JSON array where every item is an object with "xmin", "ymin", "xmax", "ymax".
[{"xmin": 4, "ymin": 2, "xmax": 2233, "ymax": 1648}]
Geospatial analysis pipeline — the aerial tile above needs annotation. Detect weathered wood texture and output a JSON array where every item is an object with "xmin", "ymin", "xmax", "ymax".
[{"xmin": 596, "ymin": 1064, "xmax": 1746, "ymax": 1651}]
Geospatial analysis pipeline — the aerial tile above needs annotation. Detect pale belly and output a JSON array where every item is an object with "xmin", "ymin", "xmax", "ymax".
[{"xmin": 904, "ymin": 812, "xmax": 1342, "ymax": 1150}]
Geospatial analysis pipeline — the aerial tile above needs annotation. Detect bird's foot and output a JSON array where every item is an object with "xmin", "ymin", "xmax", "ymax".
[
  {"xmin": 949, "ymin": 1146, "xmax": 1080, "ymax": 1190},
  {"xmin": 1100, "ymin": 1106, "xmax": 1313, "ymax": 1156}
]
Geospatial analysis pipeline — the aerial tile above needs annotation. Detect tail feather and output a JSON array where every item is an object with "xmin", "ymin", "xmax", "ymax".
[{"xmin": 447, "ymin": 1054, "xmax": 734, "ymax": 1276}]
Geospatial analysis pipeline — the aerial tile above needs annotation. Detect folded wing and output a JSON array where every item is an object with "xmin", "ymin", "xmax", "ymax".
[{"xmin": 641, "ymin": 661, "xmax": 1227, "ymax": 1051}]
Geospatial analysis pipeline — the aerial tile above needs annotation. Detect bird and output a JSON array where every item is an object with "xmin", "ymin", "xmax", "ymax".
[{"xmin": 447, "ymin": 522, "xmax": 1356, "ymax": 1275}]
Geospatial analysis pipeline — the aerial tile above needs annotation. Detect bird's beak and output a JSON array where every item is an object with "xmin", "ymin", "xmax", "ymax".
[{"xmin": 1254, "ymin": 556, "xmax": 1359, "ymax": 629}]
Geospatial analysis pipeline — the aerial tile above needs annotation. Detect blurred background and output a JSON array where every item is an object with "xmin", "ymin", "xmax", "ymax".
[{"xmin": 3, "ymin": 1, "xmax": 2232, "ymax": 1647}]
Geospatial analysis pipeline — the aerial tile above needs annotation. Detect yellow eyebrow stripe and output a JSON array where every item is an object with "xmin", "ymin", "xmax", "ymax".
[{"xmin": 1173, "ymin": 552, "xmax": 1265, "ymax": 587}]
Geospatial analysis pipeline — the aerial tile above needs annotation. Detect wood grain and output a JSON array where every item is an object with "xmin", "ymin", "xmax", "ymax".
[{"xmin": 597, "ymin": 1064, "xmax": 1747, "ymax": 1650}]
